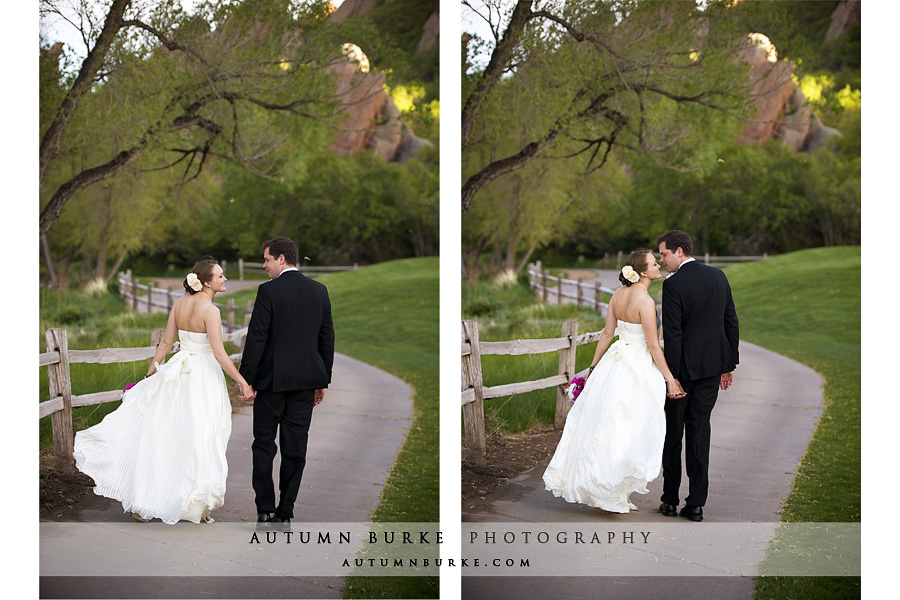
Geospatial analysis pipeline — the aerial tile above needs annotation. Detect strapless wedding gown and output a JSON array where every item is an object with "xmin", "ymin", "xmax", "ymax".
[
  {"xmin": 543, "ymin": 320, "xmax": 665, "ymax": 513},
  {"xmin": 73, "ymin": 330, "xmax": 232, "ymax": 524}
]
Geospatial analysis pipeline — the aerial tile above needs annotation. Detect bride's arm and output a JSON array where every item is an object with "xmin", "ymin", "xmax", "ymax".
[
  {"xmin": 640, "ymin": 297, "xmax": 683, "ymax": 397},
  {"xmin": 204, "ymin": 307, "xmax": 252, "ymax": 397},
  {"xmin": 587, "ymin": 294, "xmax": 619, "ymax": 376},
  {"xmin": 147, "ymin": 308, "xmax": 178, "ymax": 376}
]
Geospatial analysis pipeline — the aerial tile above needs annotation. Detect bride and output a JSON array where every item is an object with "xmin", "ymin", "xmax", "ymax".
[
  {"xmin": 73, "ymin": 258, "xmax": 254, "ymax": 524},
  {"xmin": 542, "ymin": 249, "xmax": 685, "ymax": 513}
]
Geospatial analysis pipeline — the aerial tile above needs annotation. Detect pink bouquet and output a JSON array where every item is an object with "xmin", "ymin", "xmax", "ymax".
[{"xmin": 563, "ymin": 377, "xmax": 587, "ymax": 404}]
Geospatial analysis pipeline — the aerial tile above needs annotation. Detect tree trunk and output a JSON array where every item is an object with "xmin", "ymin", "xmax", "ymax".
[
  {"xmin": 105, "ymin": 249, "xmax": 129, "ymax": 282},
  {"xmin": 505, "ymin": 177, "xmax": 522, "ymax": 273},
  {"xmin": 41, "ymin": 235, "xmax": 58, "ymax": 288},
  {"xmin": 95, "ymin": 190, "xmax": 113, "ymax": 281},
  {"xmin": 39, "ymin": 140, "xmax": 149, "ymax": 237},
  {"xmin": 461, "ymin": 0, "xmax": 535, "ymax": 151}
]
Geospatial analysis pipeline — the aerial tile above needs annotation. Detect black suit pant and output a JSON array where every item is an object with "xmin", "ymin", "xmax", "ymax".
[
  {"xmin": 252, "ymin": 388, "xmax": 315, "ymax": 519},
  {"xmin": 661, "ymin": 375, "xmax": 719, "ymax": 507}
]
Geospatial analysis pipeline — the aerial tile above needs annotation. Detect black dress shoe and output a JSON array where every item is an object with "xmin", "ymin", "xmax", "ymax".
[
  {"xmin": 679, "ymin": 505, "xmax": 703, "ymax": 522},
  {"xmin": 257, "ymin": 512, "xmax": 276, "ymax": 523},
  {"xmin": 658, "ymin": 503, "xmax": 678, "ymax": 517}
]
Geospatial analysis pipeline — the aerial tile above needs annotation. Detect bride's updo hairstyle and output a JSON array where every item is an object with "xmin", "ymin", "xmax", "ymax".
[
  {"xmin": 618, "ymin": 249, "xmax": 652, "ymax": 287},
  {"xmin": 183, "ymin": 257, "xmax": 219, "ymax": 294}
]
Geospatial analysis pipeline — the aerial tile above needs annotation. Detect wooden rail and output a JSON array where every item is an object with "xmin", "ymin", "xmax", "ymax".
[
  {"xmin": 461, "ymin": 319, "xmax": 589, "ymax": 462},
  {"xmin": 235, "ymin": 259, "xmax": 359, "ymax": 280},
  {"xmin": 39, "ymin": 327, "xmax": 247, "ymax": 466},
  {"xmin": 526, "ymin": 261, "xmax": 617, "ymax": 316},
  {"xmin": 116, "ymin": 271, "xmax": 252, "ymax": 332}
]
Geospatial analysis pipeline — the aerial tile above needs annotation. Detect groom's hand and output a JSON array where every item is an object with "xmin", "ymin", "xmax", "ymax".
[
  {"xmin": 720, "ymin": 372, "xmax": 734, "ymax": 391},
  {"xmin": 314, "ymin": 389, "xmax": 325, "ymax": 406}
]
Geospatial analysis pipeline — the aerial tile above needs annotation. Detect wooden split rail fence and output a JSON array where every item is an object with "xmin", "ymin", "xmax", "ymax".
[
  {"xmin": 234, "ymin": 260, "xmax": 359, "ymax": 280},
  {"xmin": 526, "ymin": 261, "xmax": 617, "ymax": 315},
  {"xmin": 117, "ymin": 270, "xmax": 252, "ymax": 333},
  {"xmin": 461, "ymin": 319, "xmax": 606, "ymax": 462},
  {"xmin": 39, "ymin": 327, "xmax": 248, "ymax": 466}
]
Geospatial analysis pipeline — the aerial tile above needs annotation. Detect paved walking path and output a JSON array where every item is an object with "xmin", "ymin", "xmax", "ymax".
[
  {"xmin": 462, "ymin": 340, "xmax": 825, "ymax": 599},
  {"xmin": 40, "ymin": 353, "xmax": 414, "ymax": 599}
]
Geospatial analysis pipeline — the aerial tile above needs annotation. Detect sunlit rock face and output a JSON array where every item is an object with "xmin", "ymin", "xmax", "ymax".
[
  {"xmin": 737, "ymin": 34, "xmax": 840, "ymax": 153},
  {"xmin": 416, "ymin": 9, "xmax": 439, "ymax": 53},
  {"xmin": 825, "ymin": 0, "xmax": 860, "ymax": 43},
  {"xmin": 329, "ymin": 0, "xmax": 391, "ymax": 23},
  {"xmin": 324, "ymin": 1, "xmax": 436, "ymax": 162},
  {"xmin": 327, "ymin": 53, "xmax": 433, "ymax": 162}
]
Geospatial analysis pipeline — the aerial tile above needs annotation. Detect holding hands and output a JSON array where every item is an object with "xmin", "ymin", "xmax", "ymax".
[
  {"xmin": 239, "ymin": 381, "xmax": 256, "ymax": 403},
  {"xmin": 666, "ymin": 379, "xmax": 686, "ymax": 399}
]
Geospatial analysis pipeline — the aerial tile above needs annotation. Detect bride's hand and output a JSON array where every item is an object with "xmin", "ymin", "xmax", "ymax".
[{"xmin": 666, "ymin": 379, "xmax": 685, "ymax": 399}]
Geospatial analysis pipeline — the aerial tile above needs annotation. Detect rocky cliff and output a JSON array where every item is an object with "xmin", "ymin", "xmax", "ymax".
[{"xmin": 326, "ymin": 0, "xmax": 437, "ymax": 162}]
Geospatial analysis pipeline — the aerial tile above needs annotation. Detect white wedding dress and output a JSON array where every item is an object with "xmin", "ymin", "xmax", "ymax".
[
  {"xmin": 543, "ymin": 320, "xmax": 666, "ymax": 513},
  {"xmin": 73, "ymin": 330, "xmax": 232, "ymax": 524}
]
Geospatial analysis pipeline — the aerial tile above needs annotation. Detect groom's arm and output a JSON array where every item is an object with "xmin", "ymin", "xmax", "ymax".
[
  {"xmin": 318, "ymin": 290, "xmax": 335, "ymax": 385},
  {"xmin": 723, "ymin": 278, "xmax": 739, "ymax": 368},
  {"xmin": 239, "ymin": 283, "xmax": 273, "ymax": 386},
  {"xmin": 661, "ymin": 280, "xmax": 683, "ymax": 379}
]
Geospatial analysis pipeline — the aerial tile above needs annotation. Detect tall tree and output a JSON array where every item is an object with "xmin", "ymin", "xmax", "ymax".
[
  {"xmin": 39, "ymin": 0, "xmax": 348, "ymax": 237},
  {"xmin": 461, "ymin": 0, "xmax": 754, "ymax": 215}
]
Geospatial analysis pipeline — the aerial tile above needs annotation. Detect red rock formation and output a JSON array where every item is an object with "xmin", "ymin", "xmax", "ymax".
[
  {"xmin": 327, "ymin": 54, "xmax": 433, "ymax": 162},
  {"xmin": 416, "ymin": 9, "xmax": 439, "ymax": 53},
  {"xmin": 825, "ymin": 0, "xmax": 861, "ymax": 43},
  {"xmin": 737, "ymin": 34, "xmax": 840, "ymax": 153},
  {"xmin": 329, "ymin": 0, "xmax": 393, "ymax": 23}
]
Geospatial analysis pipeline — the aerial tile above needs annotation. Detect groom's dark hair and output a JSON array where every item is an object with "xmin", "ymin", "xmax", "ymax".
[
  {"xmin": 263, "ymin": 237, "xmax": 299, "ymax": 266},
  {"xmin": 657, "ymin": 230, "xmax": 693, "ymax": 256}
]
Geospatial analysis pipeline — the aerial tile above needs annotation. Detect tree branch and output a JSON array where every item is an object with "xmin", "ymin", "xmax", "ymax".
[{"xmin": 39, "ymin": 0, "xmax": 130, "ymax": 186}]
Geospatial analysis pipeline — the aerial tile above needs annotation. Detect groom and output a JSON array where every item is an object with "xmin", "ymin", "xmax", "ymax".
[
  {"xmin": 656, "ymin": 230, "xmax": 739, "ymax": 522},
  {"xmin": 239, "ymin": 237, "xmax": 335, "ymax": 525}
]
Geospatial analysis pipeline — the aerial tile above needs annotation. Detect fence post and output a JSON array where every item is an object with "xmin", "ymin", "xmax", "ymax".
[
  {"xmin": 555, "ymin": 319, "xmax": 578, "ymax": 428},
  {"xmin": 147, "ymin": 281, "xmax": 154, "ymax": 314},
  {"xmin": 245, "ymin": 299, "xmax": 255, "ymax": 326},
  {"xmin": 461, "ymin": 320, "xmax": 486, "ymax": 462},
  {"xmin": 594, "ymin": 281, "xmax": 601, "ymax": 313},
  {"xmin": 45, "ymin": 328, "xmax": 74, "ymax": 467},
  {"xmin": 576, "ymin": 277, "xmax": 583, "ymax": 307},
  {"xmin": 704, "ymin": 252, "xmax": 710, "ymax": 265},
  {"xmin": 239, "ymin": 258, "xmax": 244, "ymax": 281},
  {"xmin": 226, "ymin": 298, "xmax": 235, "ymax": 331},
  {"xmin": 167, "ymin": 286, "xmax": 174, "ymax": 311},
  {"xmin": 541, "ymin": 270, "xmax": 548, "ymax": 303},
  {"xmin": 616, "ymin": 250, "xmax": 623, "ymax": 269},
  {"xmin": 556, "ymin": 274, "xmax": 563, "ymax": 306},
  {"xmin": 150, "ymin": 329, "xmax": 165, "ymax": 370}
]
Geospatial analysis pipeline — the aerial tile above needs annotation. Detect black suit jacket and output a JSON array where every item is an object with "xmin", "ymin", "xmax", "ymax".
[
  {"xmin": 661, "ymin": 260, "xmax": 739, "ymax": 382},
  {"xmin": 239, "ymin": 270, "xmax": 335, "ymax": 392}
]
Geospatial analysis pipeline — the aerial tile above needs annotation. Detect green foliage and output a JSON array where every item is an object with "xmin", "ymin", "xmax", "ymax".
[
  {"xmin": 40, "ymin": 0, "xmax": 439, "ymax": 287},
  {"xmin": 197, "ymin": 149, "xmax": 439, "ymax": 265}
]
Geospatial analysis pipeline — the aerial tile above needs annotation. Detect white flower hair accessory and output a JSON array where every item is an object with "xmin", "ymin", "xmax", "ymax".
[
  {"xmin": 186, "ymin": 272, "xmax": 202, "ymax": 292},
  {"xmin": 621, "ymin": 265, "xmax": 640, "ymax": 284}
]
